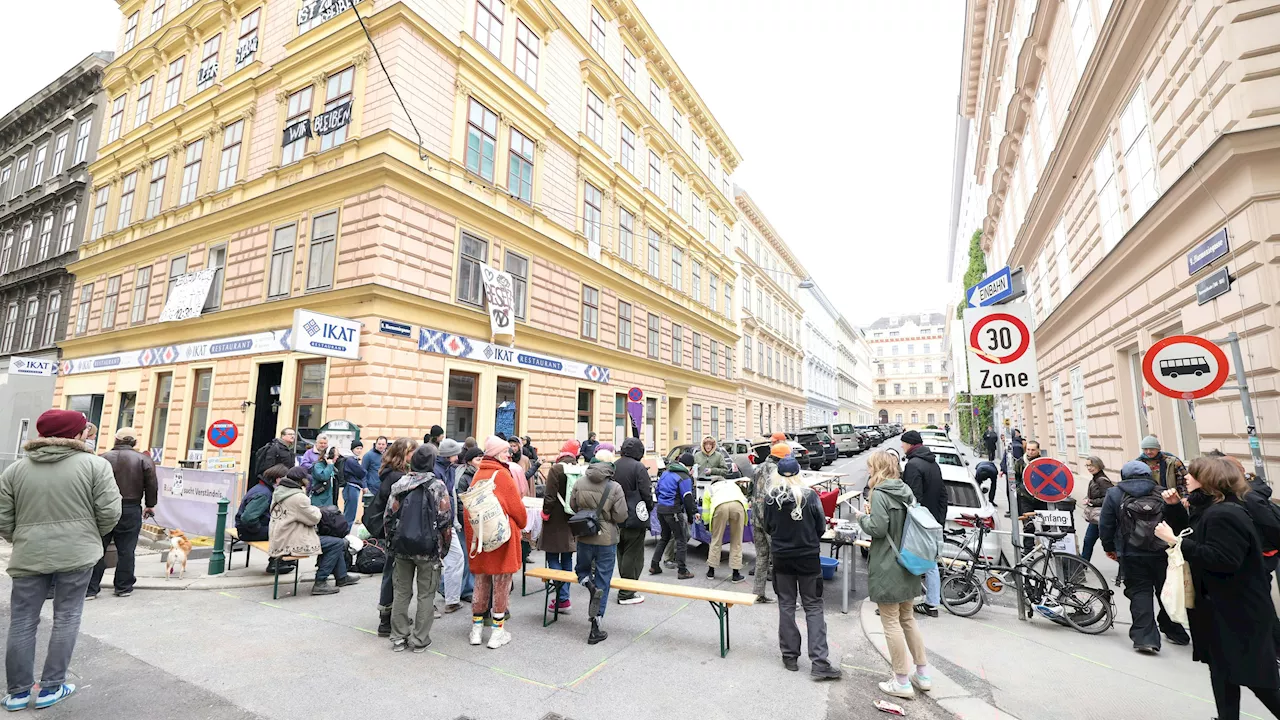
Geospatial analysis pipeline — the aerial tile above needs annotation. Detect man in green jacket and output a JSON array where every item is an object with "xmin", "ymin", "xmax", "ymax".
[{"xmin": 0, "ymin": 410, "xmax": 121, "ymax": 711}]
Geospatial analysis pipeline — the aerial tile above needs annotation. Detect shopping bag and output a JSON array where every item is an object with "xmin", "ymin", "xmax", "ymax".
[{"xmin": 1161, "ymin": 528, "xmax": 1194, "ymax": 627}]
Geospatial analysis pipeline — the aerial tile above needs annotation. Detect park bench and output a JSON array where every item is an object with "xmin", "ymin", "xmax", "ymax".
[
  {"xmin": 525, "ymin": 567, "xmax": 755, "ymax": 658},
  {"xmin": 225, "ymin": 528, "xmax": 309, "ymax": 599}
]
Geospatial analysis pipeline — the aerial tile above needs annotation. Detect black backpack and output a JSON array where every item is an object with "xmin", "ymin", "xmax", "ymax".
[
  {"xmin": 355, "ymin": 539, "xmax": 388, "ymax": 573},
  {"xmin": 317, "ymin": 505, "xmax": 350, "ymax": 538},
  {"xmin": 387, "ymin": 475, "xmax": 444, "ymax": 558},
  {"xmin": 1118, "ymin": 491, "xmax": 1165, "ymax": 553},
  {"xmin": 569, "ymin": 482, "xmax": 613, "ymax": 538}
]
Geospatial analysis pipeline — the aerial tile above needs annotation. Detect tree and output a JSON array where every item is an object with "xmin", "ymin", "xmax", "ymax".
[{"xmin": 955, "ymin": 229, "xmax": 993, "ymax": 444}]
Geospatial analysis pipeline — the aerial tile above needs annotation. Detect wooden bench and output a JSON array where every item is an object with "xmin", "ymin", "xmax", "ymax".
[
  {"xmin": 525, "ymin": 567, "xmax": 755, "ymax": 658},
  {"xmin": 236, "ymin": 538, "xmax": 308, "ymax": 599}
]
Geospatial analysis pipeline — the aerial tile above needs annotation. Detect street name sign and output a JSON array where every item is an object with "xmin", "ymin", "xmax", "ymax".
[
  {"xmin": 963, "ymin": 303, "xmax": 1039, "ymax": 395},
  {"xmin": 1141, "ymin": 335, "xmax": 1229, "ymax": 400},
  {"xmin": 1187, "ymin": 227, "xmax": 1229, "ymax": 276},
  {"xmin": 1024, "ymin": 457, "xmax": 1074, "ymax": 503},
  {"xmin": 1195, "ymin": 266, "xmax": 1232, "ymax": 305},
  {"xmin": 966, "ymin": 266, "xmax": 1013, "ymax": 308}
]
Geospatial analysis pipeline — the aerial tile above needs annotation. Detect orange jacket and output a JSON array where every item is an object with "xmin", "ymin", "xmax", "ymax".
[{"xmin": 463, "ymin": 457, "xmax": 529, "ymax": 576}]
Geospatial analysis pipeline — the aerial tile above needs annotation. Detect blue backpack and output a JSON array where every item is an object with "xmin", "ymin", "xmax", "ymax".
[{"xmin": 887, "ymin": 502, "xmax": 944, "ymax": 576}]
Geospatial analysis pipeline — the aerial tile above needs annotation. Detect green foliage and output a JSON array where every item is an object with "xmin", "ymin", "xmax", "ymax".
[{"xmin": 956, "ymin": 229, "xmax": 993, "ymax": 441}]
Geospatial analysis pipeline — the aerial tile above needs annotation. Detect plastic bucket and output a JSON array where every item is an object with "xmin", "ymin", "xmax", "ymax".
[{"xmin": 820, "ymin": 555, "xmax": 839, "ymax": 581}]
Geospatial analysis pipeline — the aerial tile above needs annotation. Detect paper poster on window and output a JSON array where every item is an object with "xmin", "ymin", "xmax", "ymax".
[
  {"xmin": 158, "ymin": 269, "xmax": 216, "ymax": 323},
  {"xmin": 479, "ymin": 265, "xmax": 516, "ymax": 338}
]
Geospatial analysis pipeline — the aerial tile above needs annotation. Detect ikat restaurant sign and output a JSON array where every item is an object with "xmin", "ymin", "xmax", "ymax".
[
  {"xmin": 290, "ymin": 309, "xmax": 362, "ymax": 360},
  {"xmin": 62, "ymin": 330, "xmax": 292, "ymax": 375},
  {"xmin": 418, "ymin": 327, "xmax": 610, "ymax": 384},
  {"xmin": 297, "ymin": 0, "xmax": 356, "ymax": 28}
]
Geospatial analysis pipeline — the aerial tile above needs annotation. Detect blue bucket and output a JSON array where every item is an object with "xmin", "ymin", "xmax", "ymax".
[{"xmin": 820, "ymin": 555, "xmax": 840, "ymax": 581}]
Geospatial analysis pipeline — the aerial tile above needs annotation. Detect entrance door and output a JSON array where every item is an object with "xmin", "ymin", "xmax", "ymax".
[
  {"xmin": 248, "ymin": 362, "xmax": 283, "ymax": 481},
  {"xmin": 668, "ymin": 396, "xmax": 684, "ymax": 451},
  {"xmin": 879, "ymin": 409, "xmax": 888, "ymax": 423}
]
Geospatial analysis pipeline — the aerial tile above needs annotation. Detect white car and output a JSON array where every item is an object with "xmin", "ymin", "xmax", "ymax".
[
  {"xmin": 918, "ymin": 429, "xmax": 950, "ymax": 442},
  {"xmin": 939, "ymin": 465, "xmax": 1003, "ymax": 563}
]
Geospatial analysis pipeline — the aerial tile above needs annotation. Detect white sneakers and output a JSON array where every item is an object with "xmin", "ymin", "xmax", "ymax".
[
  {"xmin": 878, "ymin": 679, "xmax": 915, "ymax": 699},
  {"xmin": 617, "ymin": 595, "xmax": 645, "ymax": 605},
  {"xmin": 909, "ymin": 672, "xmax": 933, "ymax": 692},
  {"xmin": 487, "ymin": 627, "xmax": 512, "ymax": 649},
  {"xmin": 469, "ymin": 624, "xmax": 484, "ymax": 646}
]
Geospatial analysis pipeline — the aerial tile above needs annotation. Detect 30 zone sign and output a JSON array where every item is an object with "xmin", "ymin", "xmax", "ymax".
[{"xmin": 963, "ymin": 303, "xmax": 1039, "ymax": 395}]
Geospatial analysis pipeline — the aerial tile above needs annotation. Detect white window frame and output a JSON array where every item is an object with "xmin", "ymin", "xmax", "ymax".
[
  {"xmin": 281, "ymin": 86, "xmax": 312, "ymax": 166},
  {"xmin": 617, "ymin": 300, "xmax": 632, "ymax": 350},
  {"xmin": 217, "ymin": 119, "xmax": 244, "ymax": 190},
  {"xmin": 1071, "ymin": 366, "xmax": 1089, "ymax": 455},
  {"xmin": 130, "ymin": 266, "xmax": 151, "ymax": 324},
  {"xmin": 513, "ymin": 20, "xmax": 539, "ymax": 87},
  {"xmin": 1093, "ymin": 141, "xmax": 1122, "ymax": 252},
  {"xmin": 36, "ymin": 213, "xmax": 53, "ymax": 261},
  {"xmin": 583, "ymin": 181, "xmax": 602, "ymax": 254},
  {"xmin": 235, "ymin": 9, "xmax": 260, "ymax": 71},
  {"xmin": 73, "ymin": 118, "xmax": 92, "ymax": 164},
  {"xmin": 57, "ymin": 204, "xmax": 76, "ymax": 254},
  {"xmin": 1119, "ymin": 82, "xmax": 1159, "ymax": 225},
  {"xmin": 146, "ymin": 155, "xmax": 167, "ymax": 219},
  {"xmin": 101, "ymin": 275, "xmax": 121, "ymax": 330},
  {"xmin": 474, "ymin": 0, "xmax": 504, "ymax": 57},
  {"xmin": 647, "ymin": 229, "xmax": 660, "ymax": 279},
  {"xmin": 1069, "ymin": 0, "xmax": 1097, "ymax": 76},
  {"xmin": 163, "ymin": 56, "xmax": 185, "ymax": 111},
  {"xmin": 150, "ymin": 0, "xmax": 166, "ymax": 34},
  {"xmin": 620, "ymin": 123, "xmax": 635, "ymax": 175},
  {"xmin": 51, "ymin": 131, "xmax": 69, "ymax": 174},
  {"xmin": 196, "ymin": 34, "xmax": 221, "ymax": 92},
  {"xmin": 29, "ymin": 144, "xmax": 46, "ymax": 188},
  {"xmin": 319, "ymin": 66, "xmax": 354, "ymax": 151},
  {"xmin": 117, "ymin": 171, "xmax": 137, "ymax": 229},
  {"xmin": 40, "ymin": 292, "xmax": 60, "ymax": 347},
  {"xmin": 589, "ymin": 6, "xmax": 606, "ymax": 55},
  {"xmin": 90, "ymin": 186, "xmax": 109, "ymax": 240},
  {"xmin": 179, "ymin": 139, "xmax": 203, "ymax": 205},
  {"xmin": 671, "ymin": 245, "xmax": 683, "ymax": 291},
  {"xmin": 585, "ymin": 90, "xmax": 604, "ymax": 146},
  {"xmin": 134, "ymin": 76, "xmax": 153, "ymax": 128},
  {"xmin": 124, "ymin": 11, "xmax": 139, "ymax": 50},
  {"xmin": 617, "ymin": 207, "xmax": 634, "ymax": 263}
]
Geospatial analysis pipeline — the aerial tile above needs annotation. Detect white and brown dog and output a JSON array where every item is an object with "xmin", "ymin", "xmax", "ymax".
[{"xmin": 165, "ymin": 529, "xmax": 192, "ymax": 580}]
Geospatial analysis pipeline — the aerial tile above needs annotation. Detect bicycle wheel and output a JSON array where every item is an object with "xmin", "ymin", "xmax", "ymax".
[
  {"xmin": 941, "ymin": 571, "xmax": 985, "ymax": 617},
  {"xmin": 1053, "ymin": 555, "xmax": 1114, "ymax": 634}
]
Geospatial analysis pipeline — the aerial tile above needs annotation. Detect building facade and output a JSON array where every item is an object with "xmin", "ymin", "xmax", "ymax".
[
  {"xmin": 799, "ymin": 282, "xmax": 839, "ymax": 428},
  {"xmin": 836, "ymin": 317, "xmax": 874, "ymax": 425},
  {"xmin": 732, "ymin": 188, "xmax": 805, "ymax": 438},
  {"xmin": 0, "ymin": 53, "xmax": 112, "ymax": 455},
  {"xmin": 866, "ymin": 312, "xmax": 951, "ymax": 429},
  {"xmin": 57, "ymin": 0, "xmax": 743, "ymax": 474},
  {"xmin": 951, "ymin": 0, "xmax": 1280, "ymax": 477}
]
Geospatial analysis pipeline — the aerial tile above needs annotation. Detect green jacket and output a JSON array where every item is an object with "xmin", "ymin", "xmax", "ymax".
[
  {"xmin": 0, "ymin": 437, "xmax": 122, "ymax": 577},
  {"xmin": 693, "ymin": 440, "xmax": 729, "ymax": 479},
  {"xmin": 857, "ymin": 478, "xmax": 919, "ymax": 604}
]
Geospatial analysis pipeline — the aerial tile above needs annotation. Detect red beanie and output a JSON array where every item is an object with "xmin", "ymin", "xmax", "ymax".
[
  {"xmin": 560, "ymin": 439, "xmax": 580, "ymax": 456},
  {"xmin": 37, "ymin": 409, "xmax": 87, "ymax": 440}
]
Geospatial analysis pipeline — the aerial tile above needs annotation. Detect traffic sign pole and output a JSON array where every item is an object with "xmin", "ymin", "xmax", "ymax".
[
  {"xmin": 1007, "ymin": 465, "xmax": 1027, "ymax": 622},
  {"xmin": 1219, "ymin": 332, "xmax": 1267, "ymax": 482}
]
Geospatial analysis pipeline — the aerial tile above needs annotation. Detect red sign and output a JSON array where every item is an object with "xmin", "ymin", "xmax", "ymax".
[
  {"xmin": 1023, "ymin": 457, "xmax": 1074, "ymax": 503},
  {"xmin": 207, "ymin": 419, "xmax": 238, "ymax": 449},
  {"xmin": 967, "ymin": 312, "xmax": 1031, "ymax": 365},
  {"xmin": 1141, "ymin": 335, "xmax": 1229, "ymax": 400}
]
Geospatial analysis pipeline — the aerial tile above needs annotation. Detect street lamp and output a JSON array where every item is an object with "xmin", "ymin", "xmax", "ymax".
[{"xmin": 798, "ymin": 278, "xmax": 816, "ymax": 289}]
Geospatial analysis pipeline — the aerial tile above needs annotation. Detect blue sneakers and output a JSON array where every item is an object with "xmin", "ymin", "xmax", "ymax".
[
  {"xmin": 1, "ymin": 692, "xmax": 30, "ymax": 712},
  {"xmin": 34, "ymin": 684, "xmax": 75, "ymax": 710}
]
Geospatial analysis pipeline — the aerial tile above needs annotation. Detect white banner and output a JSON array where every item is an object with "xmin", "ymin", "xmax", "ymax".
[
  {"xmin": 62, "ymin": 329, "xmax": 291, "ymax": 375},
  {"xmin": 151, "ymin": 466, "xmax": 240, "ymax": 538},
  {"xmin": 480, "ymin": 265, "xmax": 516, "ymax": 338},
  {"xmin": 290, "ymin": 309, "xmax": 361, "ymax": 360},
  {"xmin": 419, "ymin": 327, "xmax": 609, "ymax": 383},
  {"xmin": 9, "ymin": 355, "xmax": 57, "ymax": 376},
  {"xmin": 158, "ymin": 269, "xmax": 216, "ymax": 323}
]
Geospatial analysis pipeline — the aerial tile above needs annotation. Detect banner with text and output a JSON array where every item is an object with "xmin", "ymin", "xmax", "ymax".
[
  {"xmin": 151, "ymin": 466, "xmax": 240, "ymax": 538},
  {"xmin": 158, "ymin": 269, "xmax": 217, "ymax": 323},
  {"xmin": 62, "ymin": 329, "xmax": 291, "ymax": 375},
  {"xmin": 479, "ymin": 265, "xmax": 517, "ymax": 338},
  {"xmin": 418, "ymin": 327, "xmax": 610, "ymax": 384}
]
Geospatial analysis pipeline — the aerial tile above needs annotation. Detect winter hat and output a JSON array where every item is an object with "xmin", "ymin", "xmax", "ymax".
[
  {"xmin": 483, "ymin": 435, "xmax": 510, "ymax": 460},
  {"xmin": 777, "ymin": 457, "xmax": 801, "ymax": 477},
  {"xmin": 438, "ymin": 438, "xmax": 462, "ymax": 458},
  {"xmin": 411, "ymin": 443, "xmax": 438, "ymax": 472},
  {"xmin": 462, "ymin": 447, "xmax": 485, "ymax": 465},
  {"xmin": 36, "ymin": 409, "xmax": 86, "ymax": 440},
  {"xmin": 595, "ymin": 449, "xmax": 617, "ymax": 464},
  {"xmin": 560, "ymin": 439, "xmax": 581, "ymax": 457},
  {"xmin": 350, "ymin": 440, "xmax": 363, "ymax": 450},
  {"xmin": 1140, "ymin": 435, "xmax": 1161, "ymax": 451},
  {"xmin": 770, "ymin": 443, "xmax": 791, "ymax": 459},
  {"xmin": 901, "ymin": 430, "xmax": 923, "ymax": 445},
  {"xmin": 597, "ymin": 442, "xmax": 616, "ymax": 454},
  {"xmin": 678, "ymin": 452, "xmax": 696, "ymax": 467},
  {"xmin": 770, "ymin": 431, "xmax": 786, "ymax": 443},
  {"xmin": 1120, "ymin": 460, "xmax": 1153, "ymax": 480}
]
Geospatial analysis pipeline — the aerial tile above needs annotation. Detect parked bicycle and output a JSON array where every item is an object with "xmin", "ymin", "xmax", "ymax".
[{"xmin": 938, "ymin": 513, "xmax": 1114, "ymax": 634}]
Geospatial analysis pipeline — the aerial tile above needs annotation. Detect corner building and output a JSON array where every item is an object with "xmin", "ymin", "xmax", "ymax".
[{"xmin": 57, "ymin": 0, "xmax": 742, "ymax": 472}]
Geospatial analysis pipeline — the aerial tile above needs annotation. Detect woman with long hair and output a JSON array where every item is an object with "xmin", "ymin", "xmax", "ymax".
[
  {"xmin": 854, "ymin": 450, "xmax": 931, "ymax": 700},
  {"xmin": 1157, "ymin": 456, "xmax": 1280, "ymax": 719},
  {"xmin": 1080, "ymin": 456, "xmax": 1113, "ymax": 561},
  {"xmin": 366, "ymin": 437, "xmax": 417, "ymax": 638}
]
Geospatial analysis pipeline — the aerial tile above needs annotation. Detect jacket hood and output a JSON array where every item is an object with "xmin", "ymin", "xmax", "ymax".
[
  {"xmin": 1120, "ymin": 460, "xmax": 1153, "ymax": 481},
  {"xmin": 664, "ymin": 462, "xmax": 690, "ymax": 475},
  {"xmin": 905, "ymin": 446, "xmax": 936, "ymax": 463},
  {"xmin": 23, "ymin": 437, "xmax": 91, "ymax": 463},
  {"xmin": 871, "ymin": 478, "xmax": 915, "ymax": 505},
  {"xmin": 411, "ymin": 444, "xmax": 438, "ymax": 472},
  {"xmin": 699, "ymin": 436, "xmax": 717, "ymax": 450},
  {"xmin": 620, "ymin": 437, "xmax": 646, "ymax": 460},
  {"xmin": 584, "ymin": 462, "xmax": 614, "ymax": 485},
  {"xmin": 1117, "ymin": 477, "xmax": 1158, "ymax": 496},
  {"xmin": 272, "ymin": 484, "xmax": 305, "ymax": 504}
]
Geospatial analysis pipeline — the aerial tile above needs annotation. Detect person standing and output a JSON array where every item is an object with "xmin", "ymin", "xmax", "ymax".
[
  {"xmin": 613, "ymin": 437, "xmax": 654, "ymax": 605},
  {"xmin": 362, "ymin": 436, "xmax": 389, "ymax": 492},
  {"xmin": 1099, "ymin": 460, "xmax": 1190, "ymax": 653},
  {"xmin": 1136, "ymin": 435, "xmax": 1188, "ymax": 495},
  {"xmin": 425, "ymin": 425, "xmax": 444, "ymax": 448},
  {"xmin": 306, "ymin": 438, "xmax": 338, "ymax": 508},
  {"xmin": 693, "ymin": 436, "xmax": 730, "ymax": 480},
  {"xmin": 0, "ymin": 410, "xmax": 121, "ymax": 711},
  {"xmin": 580, "ymin": 432, "xmax": 600, "ymax": 463},
  {"xmin": 385, "ymin": 444, "xmax": 453, "ymax": 652},
  {"xmin": 298, "ymin": 433, "xmax": 327, "ymax": 470},
  {"xmin": 339, "ymin": 441, "xmax": 367, "ymax": 526},
  {"xmin": 982, "ymin": 427, "xmax": 998, "ymax": 461},
  {"xmin": 1157, "ymin": 458, "xmax": 1280, "ymax": 719},
  {"xmin": 751, "ymin": 442, "xmax": 789, "ymax": 604},
  {"xmin": 900, "ymin": 431, "xmax": 946, "ymax": 617},
  {"xmin": 434, "ymin": 438, "xmax": 466, "ymax": 612},
  {"xmin": 854, "ymin": 451, "xmax": 930, "ymax": 699},
  {"xmin": 367, "ymin": 438, "xmax": 416, "ymax": 638},
  {"xmin": 463, "ymin": 437, "xmax": 527, "ymax": 650},
  {"xmin": 254, "ymin": 428, "xmax": 298, "ymax": 477},
  {"xmin": 1080, "ymin": 456, "xmax": 1113, "ymax": 562},
  {"xmin": 704, "ymin": 475, "xmax": 748, "ymax": 582},
  {"xmin": 1011, "ymin": 440, "xmax": 1045, "ymax": 539},
  {"xmin": 540, "ymin": 444, "xmax": 579, "ymax": 614},
  {"xmin": 87, "ymin": 428, "xmax": 157, "ymax": 599},
  {"xmin": 570, "ymin": 459, "xmax": 628, "ymax": 644},
  {"xmin": 764, "ymin": 456, "xmax": 842, "ymax": 680},
  {"xmin": 648, "ymin": 452, "xmax": 697, "ymax": 580}
]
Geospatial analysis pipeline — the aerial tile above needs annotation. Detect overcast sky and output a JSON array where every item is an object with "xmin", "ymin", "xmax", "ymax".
[{"xmin": 2, "ymin": 0, "xmax": 963, "ymax": 327}]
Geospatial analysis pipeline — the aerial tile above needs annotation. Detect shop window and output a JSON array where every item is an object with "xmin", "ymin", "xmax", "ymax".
[
  {"xmin": 306, "ymin": 211, "xmax": 337, "ymax": 291},
  {"xmin": 294, "ymin": 361, "xmax": 326, "ymax": 437},
  {"xmin": 614, "ymin": 393, "xmax": 629, "ymax": 446},
  {"xmin": 186, "ymin": 369, "xmax": 212, "ymax": 458},
  {"xmin": 118, "ymin": 391, "xmax": 137, "ymax": 429},
  {"xmin": 576, "ymin": 388, "xmax": 594, "ymax": 440},
  {"xmin": 644, "ymin": 397, "xmax": 656, "ymax": 451},
  {"xmin": 446, "ymin": 371, "xmax": 478, "ymax": 441},
  {"xmin": 495, "ymin": 377, "xmax": 520, "ymax": 438},
  {"xmin": 457, "ymin": 232, "xmax": 487, "ymax": 306},
  {"xmin": 268, "ymin": 224, "xmax": 296, "ymax": 299}
]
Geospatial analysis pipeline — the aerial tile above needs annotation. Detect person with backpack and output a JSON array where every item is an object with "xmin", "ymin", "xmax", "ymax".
[
  {"xmin": 613, "ymin": 437, "xmax": 654, "ymax": 604},
  {"xmin": 384, "ymin": 444, "xmax": 453, "ymax": 652},
  {"xmin": 1080, "ymin": 456, "xmax": 1113, "ymax": 562},
  {"xmin": 462, "ymin": 436, "xmax": 527, "ymax": 650},
  {"xmin": 540, "ymin": 443, "xmax": 579, "ymax": 614},
  {"xmin": 303, "ymin": 435, "xmax": 336, "ymax": 507},
  {"xmin": 854, "ymin": 451, "xmax": 930, "ymax": 698},
  {"xmin": 434, "ymin": 439, "xmax": 467, "ymax": 613},
  {"xmin": 267, "ymin": 466, "xmax": 358, "ymax": 596},
  {"xmin": 751, "ymin": 442, "xmax": 789, "ymax": 603},
  {"xmin": 235, "ymin": 464, "xmax": 294, "ymax": 574},
  {"xmin": 900, "ymin": 431, "xmax": 946, "ymax": 617},
  {"xmin": 1157, "ymin": 457, "xmax": 1280, "ymax": 719},
  {"xmin": 568, "ymin": 458, "xmax": 628, "ymax": 644},
  {"xmin": 1099, "ymin": 460, "xmax": 1190, "ymax": 653},
  {"xmin": 764, "ymin": 456, "xmax": 842, "ymax": 681},
  {"xmin": 254, "ymin": 428, "xmax": 297, "ymax": 479},
  {"xmin": 368, "ymin": 438, "xmax": 416, "ymax": 637},
  {"xmin": 649, "ymin": 452, "xmax": 697, "ymax": 580}
]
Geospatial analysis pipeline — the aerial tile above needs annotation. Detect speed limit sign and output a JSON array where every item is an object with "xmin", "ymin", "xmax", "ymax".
[{"xmin": 963, "ymin": 303, "xmax": 1039, "ymax": 395}]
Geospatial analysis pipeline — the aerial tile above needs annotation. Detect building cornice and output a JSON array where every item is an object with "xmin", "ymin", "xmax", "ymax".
[{"xmin": 959, "ymin": 0, "xmax": 991, "ymax": 119}]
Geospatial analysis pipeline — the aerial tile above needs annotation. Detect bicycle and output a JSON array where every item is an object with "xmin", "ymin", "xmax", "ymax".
[{"xmin": 938, "ymin": 513, "xmax": 1114, "ymax": 634}]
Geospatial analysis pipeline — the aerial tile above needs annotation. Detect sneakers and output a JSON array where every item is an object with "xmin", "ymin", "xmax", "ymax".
[
  {"xmin": 1033, "ymin": 603, "xmax": 1064, "ymax": 621},
  {"xmin": 617, "ymin": 595, "xmax": 644, "ymax": 605},
  {"xmin": 34, "ymin": 684, "xmax": 75, "ymax": 710},
  {"xmin": 391, "ymin": 639, "xmax": 408, "ymax": 653},
  {"xmin": 587, "ymin": 618, "xmax": 608, "ymax": 645},
  {"xmin": 311, "ymin": 581, "xmax": 339, "ymax": 595},
  {"xmin": 707, "ymin": 567, "xmax": 715, "ymax": 578},
  {"xmin": 811, "ymin": 665, "xmax": 844, "ymax": 681},
  {"xmin": 553, "ymin": 599, "xmax": 572, "ymax": 613},
  {"xmin": 677, "ymin": 569, "xmax": 695, "ymax": 580},
  {"xmin": 663, "ymin": 560, "xmax": 677, "ymax": 569},
  {"xmin": 782, "ymin": 657, "xmax": 799, "ymax": 672},
  {"xmin": 1135, "ymin": 645, "xmax": 1159, "ymax": 655},
  {"xmin": 2, "ymin": 691, "xmax": 30, "ymax": 712},
  {"xmin": 433, "ymin": 608, "xmax": 442, "ymax": 619},
  {"xmin": 113, "ymin": 589, "xmax": 133, "ymax": 598},
  {"xmin": 469, "ymin": 624, "xmax": 484, "ymax": 646},
  {"xmin": 487, "ymin": 627, "xmax": 511, "ymax": 649},
  {"xmin": 648, "ymin": 566, "xmax": 663, "ymax": 576},
  {"xmin": 731, "ymin": 570, "xmax": 745, "ymax": 583},
  {"xmin": 335, "ymin": 575, "xmax": 361, "ymax": 587},
  {"xmin": 84, "ymin": 593, "xmax": 97, "ymax": 601},
  {"xmin": 412, "ymin": 642, "xmax": 431, "ymax": 653},
  {"xmin": 444, "ymin": 603, "xmax": 463, "ymax": 614},
  {"xmin": 909, "ymin": 672, "xmax": 933, "ymax": 692},
  {"xmin": 913, "ymin": 602, "xmax": 939, "ymax": 618},
  {"xmin": 878, "ymin": 679, "xmax": 915, "ymax": 699},
  {"xmin": 755, "ymin": 595, "xmax": 774, "ymax": 604}
]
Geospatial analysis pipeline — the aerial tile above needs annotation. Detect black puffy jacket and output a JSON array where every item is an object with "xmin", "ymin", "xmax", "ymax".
[
  {"xmin": 901, "ymin": 445, "xmax": 947, "ymax": 525},
  {"xmin": 613, "ymin": 437, "xmax": 654, "ymax": 529}
]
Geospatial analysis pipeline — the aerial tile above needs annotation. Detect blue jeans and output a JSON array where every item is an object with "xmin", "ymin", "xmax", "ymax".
[
  {"xmin": 546, "ymin": 551, "xmax": 573, "ymax": 603},
  {"xmin": 1081, "ymin": 523, "xmax": 1100, "ymax": 561},
  {"xmin": 6, "ymin": 568, "xmax": 92, "ymax": 694},
  {"xmin": 316, "ymin": 535, "xmax": 349, "ymax": 583},
  {"xmin": 923, "ymin": 564, "xmax": 941, "ymax": 607},
  {"xmin": 574, "ymin": 543, "xmax": 616, "ymax": 618},
  {"xmin": 342, "ymin": 484, "xmax": 361, "ymax": 526}
]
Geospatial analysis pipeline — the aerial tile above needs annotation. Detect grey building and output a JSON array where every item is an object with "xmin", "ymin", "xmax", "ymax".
[{"xmin": 0, "ymin": 52, "xmax": 113, "ymax": 455}]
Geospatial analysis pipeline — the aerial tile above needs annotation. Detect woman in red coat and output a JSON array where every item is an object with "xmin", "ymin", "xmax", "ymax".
[{"xmin": 463, "ymin": 436, "xmax": 528, "ymax": 649}]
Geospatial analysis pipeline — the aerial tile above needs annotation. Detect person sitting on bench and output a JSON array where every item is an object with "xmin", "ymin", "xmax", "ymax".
[
  {"xmin": 268, "ymin": 469, "xmax": 359, "ymax": 596},
  {"xmin": 236, "ymin": 463, "xmax": 294, "ymax": 574}
]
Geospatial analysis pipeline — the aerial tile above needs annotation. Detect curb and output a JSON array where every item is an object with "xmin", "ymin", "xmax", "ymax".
[{"xmin": 858, "ymin": 601, "xmax": 1021, "ymax": 720}]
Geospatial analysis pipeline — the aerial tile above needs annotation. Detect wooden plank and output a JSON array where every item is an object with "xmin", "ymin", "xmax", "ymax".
[
  {"xmin": 837, "ymin": 491, "xmax": 859, "ymax": 504},
  {"xmin": 526, "ymin": 567, "xmax": 756, "ymax": 606}
]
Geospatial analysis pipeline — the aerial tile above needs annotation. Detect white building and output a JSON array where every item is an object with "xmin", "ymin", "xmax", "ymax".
[
  {"xmin": 799, "ymin": 283, "xmax": 840, "ymax": 428},
  {"xmin": 837, "ymin": 317, "xmax": 875, "ymax": 425}
]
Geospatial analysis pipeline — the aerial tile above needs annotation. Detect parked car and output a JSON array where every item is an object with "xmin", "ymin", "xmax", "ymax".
[
  {"xmin": 785, "ymin": 432, "xmax": 827, "ymax": 469},
  {"xmin": 857, "ymin": 425, "xmax": 884, "ymax": 445},
  {"xmin": 802, "ymin": 423, "xmax": 863, "ymax": 457},
  {"xmin": 662, "ymin": 443, "xmax": 743, "ymax": 479},
  {"xmin": 749, "ymin": 440, "xmax": 813, "ymax": 471},
  {"xmin": 919, "ymin": 428, "xmax": 950, "ymax": 443},
  {"xmin": 815, "ymin": 431, "xmax": 838, "ymax": 465}
]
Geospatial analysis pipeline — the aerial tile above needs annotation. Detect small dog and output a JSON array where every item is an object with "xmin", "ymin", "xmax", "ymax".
[{"xmin": 166, "ymin": 529, "xmax": 192, "ymax": 580}]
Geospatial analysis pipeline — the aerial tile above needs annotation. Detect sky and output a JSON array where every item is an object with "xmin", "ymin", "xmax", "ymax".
[{"xmin": 1, "ymin": 0, "xmax": 964, "ymax": 328}]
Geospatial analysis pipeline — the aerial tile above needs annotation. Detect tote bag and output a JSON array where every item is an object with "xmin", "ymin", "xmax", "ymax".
[{"xmin": 1160, "ymin": 528, "xmax": 1194, "ymax": 628}]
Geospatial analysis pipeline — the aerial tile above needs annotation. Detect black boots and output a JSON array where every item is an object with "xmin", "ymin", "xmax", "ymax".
[
  {"xmin": 588, "ymin": 618, "xmax": 608, "ymax": 645},
  {"xmin": 377, "ymin": 608, "xmax": 392, "ymax": 637}
]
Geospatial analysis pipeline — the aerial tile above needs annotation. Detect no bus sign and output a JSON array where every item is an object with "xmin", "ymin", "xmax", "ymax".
[
  {"xmin": 963, "ymin": 303, "xmax": 1039, "ymax": 396},
  {"xmin": 1141, "ymin": 335, "xmax": 1229, "ymax": 400}
]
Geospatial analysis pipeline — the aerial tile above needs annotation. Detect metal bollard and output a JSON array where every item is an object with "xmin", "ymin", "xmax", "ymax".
[{"xmin": 208, "ymin": 497, "xmax": 229, "ymax": 575}]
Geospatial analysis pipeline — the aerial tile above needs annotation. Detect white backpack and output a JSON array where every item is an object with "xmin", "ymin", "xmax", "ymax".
[{"xmin": 459, "ymin": 472, "xmax": 512, "ymax": 558}]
